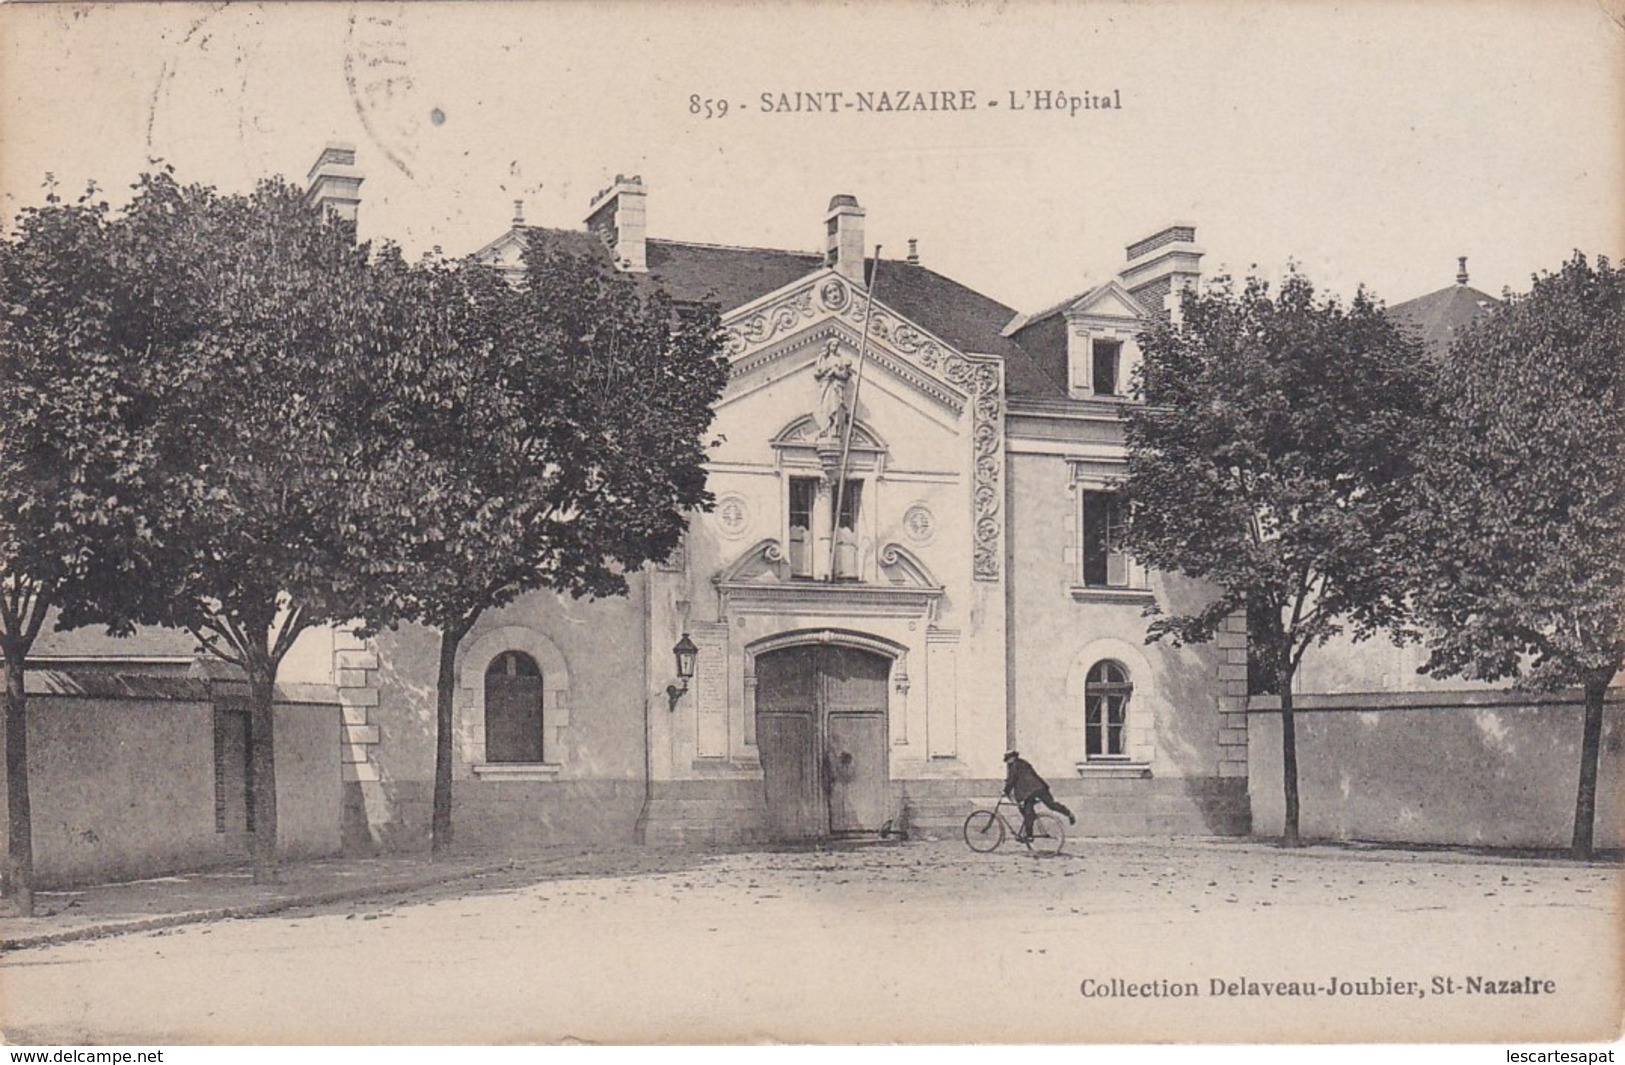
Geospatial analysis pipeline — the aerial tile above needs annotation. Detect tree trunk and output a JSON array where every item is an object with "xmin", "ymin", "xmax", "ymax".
[
  {"xmin": 246, "ymin": 656, "xmax": 280, "ymax": 885},
  {"xmin": 1278, "ymin": 662, "xmax": 1302, "ymax": 848},
  {"xmin": 1571, "ymin": 673, "xmax": 1609, "ymax": 861},
  {"xmin": 431, "ymin": 621, "xmax": 471, "ymax": 859},
  {"xmin": 2, "ymin": 644, "xmax": 34, "ymax": 917}
]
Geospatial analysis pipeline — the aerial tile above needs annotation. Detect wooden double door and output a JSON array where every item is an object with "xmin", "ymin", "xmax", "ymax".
[{"xmin": 755, "ymin": 644, "xmax": 891, "ymax": 840}]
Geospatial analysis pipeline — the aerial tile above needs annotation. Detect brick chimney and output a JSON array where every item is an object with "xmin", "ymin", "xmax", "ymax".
[
  {"xmin": 305, "ymin": 143, "xmax": 363, "ymax": 224},
  {"xmin": 825, "ymin": 194, "xmax": 866, "ymax": 284},
  {"xmin": 585, "ymin": 175, "xmax": 648, "ymax": 273},
  {"xmin": 1119, "ymin": 224, "xmax": 1203, "ymax": 323}
]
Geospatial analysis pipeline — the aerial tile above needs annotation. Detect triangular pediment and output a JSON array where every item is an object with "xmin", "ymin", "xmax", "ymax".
[
  {"xmin": 719, "ymin": 268, "xmax": 997, "ymax": 418},
  {"xmin": 1066, "ymin": 280, "xmax": 1148, "ymax": 322},
  {"xmin": 472, "ymin": 228, "xmax": 527, "ymax": 273}
]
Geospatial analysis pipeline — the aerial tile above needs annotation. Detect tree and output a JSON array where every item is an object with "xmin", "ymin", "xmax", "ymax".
[
  {"xmin": 1120, "ymin": 273, "xmax": 1434, "ymax": 845},
  {"xmin": 1403, "ymin": 253, "xmax": 1623, "ymax": 859},
  {"xmin": 0, "ymin": 184, "xmax": 169, "ymax": 915},
  {"xmin": 348, "ymin": 237, "xmax": 727, "ymax": 856},
  {"xmin": 119, "ymin": 172, "xmax": 395, "ymax": 882}
]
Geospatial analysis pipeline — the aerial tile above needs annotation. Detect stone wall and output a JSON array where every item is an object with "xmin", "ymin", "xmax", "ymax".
[
  {"xmin": 356, "ymin": 580, "xmax": 650, "ymax": 852},
  {"xmin": 0, "ymin": 681, "xmax": 341, "ymax": 887},
  {"xmin": 1248, "ymin": 690, "xmax": 1624, "ymax": 849}
]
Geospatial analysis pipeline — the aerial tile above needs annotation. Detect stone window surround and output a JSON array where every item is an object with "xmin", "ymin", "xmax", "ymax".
[
  {"xmin": 1068, "ymin": 319, "xmax": 1140, "ymax": 401},
  {"xmin": 1066, "ymin": 463, "xmax": 1151, "ymax": 599},
  {"xmin": 1065, "ymin": 636, "xmax": 1156, "ymax": 774},
  {"xmin": 456, "ymin": 624, "xmax": 572, "ymax": 780}
]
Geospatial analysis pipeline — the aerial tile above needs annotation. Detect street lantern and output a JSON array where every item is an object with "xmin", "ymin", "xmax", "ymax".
[{"xmin": 667, "ymin": 633, "xmax": 699, "ymax": 711}]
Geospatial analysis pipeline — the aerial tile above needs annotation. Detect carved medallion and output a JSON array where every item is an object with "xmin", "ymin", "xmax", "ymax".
[
  {"xmin": 819, "ymin": 278, "xmax": 849, "ymax": 311},
  {"xmin": 903, "ymin": 504, "xmax": 936, "ymax": 545},
  {"xmin": 714, "ymin": 494, "xmax": 750, "ymax": 540}
]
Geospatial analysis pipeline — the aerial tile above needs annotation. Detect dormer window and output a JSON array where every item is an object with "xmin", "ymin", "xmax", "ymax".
[{"xmin": 1092, "ymin": 339, "xmax": 1122, "ymax": 396}]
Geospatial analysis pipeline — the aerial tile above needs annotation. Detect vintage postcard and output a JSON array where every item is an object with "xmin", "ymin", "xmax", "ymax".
[{"xmin": 0, "ymin": 0, "xmax": 1621, "ymax": 1049}]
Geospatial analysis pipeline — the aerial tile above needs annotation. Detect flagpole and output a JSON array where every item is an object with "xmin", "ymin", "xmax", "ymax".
[{"xmin": 828, "ymin": 246, "xmax": 881, "ymax": 581}]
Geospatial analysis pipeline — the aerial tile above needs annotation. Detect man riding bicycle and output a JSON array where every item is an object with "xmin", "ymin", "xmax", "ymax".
[{"xmin": 1002, "ymin": 750, "xmax": 1075, "ymax": 842}]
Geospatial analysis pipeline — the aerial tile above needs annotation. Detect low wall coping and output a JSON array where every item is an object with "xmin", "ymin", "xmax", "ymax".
[
  {"xmin": 23, "ymin": 671, "xmax": 340, "ymax": 708},
  {"xmin": 1247, "ymin": 687, "xmax": 1624, "ymax": 714}
]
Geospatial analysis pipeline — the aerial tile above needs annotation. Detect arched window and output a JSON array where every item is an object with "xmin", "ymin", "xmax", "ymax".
[
  {"xmin": 485, "ymin": 651, "xmax": 543, "ymax": 763},
  {"xmin": 1085, "ymin": 660, "xmax": 1132, "ymax": 759}
]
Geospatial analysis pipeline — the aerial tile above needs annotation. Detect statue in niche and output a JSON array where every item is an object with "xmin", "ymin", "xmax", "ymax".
[{"xmin": 813, "ymin": 338, "xmax": 856, "ymax": 442}]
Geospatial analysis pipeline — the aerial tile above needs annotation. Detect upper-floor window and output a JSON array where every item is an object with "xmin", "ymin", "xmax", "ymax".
[
  {"xmin": 788, "ymin": 476, "xmax": 818, "ymax": 578},
  {"xmin": 786, "ymin": 475, "xmax": 865, "ymax": 580},
  {"xmin": 1092, "ymin": 339, "xmax": 1122, "ymax": 396},
  {"xmin": 1081, "ymin": 490, "xmax": 1131, "ymax": 587},
  {"xmin": 834, "ymin": 479, "xmax": 862, "ymax": 580}
]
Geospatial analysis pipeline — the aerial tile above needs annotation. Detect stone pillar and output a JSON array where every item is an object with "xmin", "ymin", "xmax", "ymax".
[
  {"xmin": 334, "ymin": 627, "xmax": 385, "ymax": 852},
  {"xmin": 1214, "ymin": 609, "xmax": 1250, "ymax": 779},
  {"xmin": 811, "ymin": 479, "xmax": 835, "ymax": 581}
]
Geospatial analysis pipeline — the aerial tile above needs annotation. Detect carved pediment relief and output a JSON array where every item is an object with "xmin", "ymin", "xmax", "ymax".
[
  {"xmin": 721, "ymin": 269, "xmax": 999, "ymax": 414},
  {"xmin": 713, "ymin": 537, "xmax": 942, "ymax": 592},
  {"xmin": 715, "ymin": 538, "xmax": 790, "ymax": 585},
  {"xmin": 712, "ymin": 538, "xmax": 945, "ymax": 619},
  {"xmin": 772, "ymin": 414, "xmax": 886, "ymax": 453},
  {"xmin": 876, "ymin": 543, "xmax": 941, "ymax": 590}
]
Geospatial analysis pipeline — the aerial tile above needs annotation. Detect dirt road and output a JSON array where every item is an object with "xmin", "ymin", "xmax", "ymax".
[{"xmin": 2, "ymin": 839, "xmax": 1617, "ymax": 1044}]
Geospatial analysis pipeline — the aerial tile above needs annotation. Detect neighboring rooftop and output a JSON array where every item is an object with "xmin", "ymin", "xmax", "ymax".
[
  {"xmin": 504, "ymin": 228, "xmax": 1050, "ymax": 373},
  {"xmin": 1388, "ymin": 257, "xmax": 1500, "ymax": 356},
  {"xmin": 30, "ymin": 616, "xmax": 202, "ymax": 661}
]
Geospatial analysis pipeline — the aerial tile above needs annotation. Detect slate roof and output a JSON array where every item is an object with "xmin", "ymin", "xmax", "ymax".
[
  {"xmin": 644, "ymin": 239, "xmax": 823, "ymax": 309},
  {"xmin": 30, "ymin": 616, "xmax": 202, "ymax": 660},
  {"xmin": 510, "ymin": 228, "xmax": 1066, "ymax": 397},
  {"xmin": 25, "ymin": 669, "xmax": 213, "ymax": 701},
  {"xmin": 1388, "ymin": 282, "xmax": 1500, "ymax": 357}
]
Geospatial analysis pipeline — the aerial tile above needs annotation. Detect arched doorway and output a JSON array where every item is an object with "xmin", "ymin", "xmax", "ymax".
[{"xmin": 754, "ymin": 642, "xmax": 891, "ymax": 839}]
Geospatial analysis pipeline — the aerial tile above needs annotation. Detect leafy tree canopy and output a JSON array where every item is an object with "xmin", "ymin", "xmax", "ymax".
[
  {"xmin": 1405, "ymin": 252, "xmax": 1623, "ymax": 691},
  {"xmin": 346, "ymin": 236, "xmax": 728, "ymax": 638},
  {"xmin": 0, "ymin": 183, "xmax": 165, "ymax": 648},
  {"xmin": 119, "ymin": 172, "xmax": 388, "ymax": 672},
  {"xmin": 1122, "ymin": 272, "xmax": 1434, "ymax": 673}
]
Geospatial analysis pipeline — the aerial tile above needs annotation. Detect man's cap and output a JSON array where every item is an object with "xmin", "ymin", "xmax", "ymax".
[{"xmin": 1003, "ymin": 750, "xmax": 1019, "ymax": 762}]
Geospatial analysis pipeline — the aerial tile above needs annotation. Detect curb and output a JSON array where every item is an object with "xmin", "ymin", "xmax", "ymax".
[
  {"xmin": 0, "ymin": 861, "xmax": 516, "ymax": 953},
  {"xmin": 1079, "ymin": 835, "xmax": 1624, "ymax": 870}
]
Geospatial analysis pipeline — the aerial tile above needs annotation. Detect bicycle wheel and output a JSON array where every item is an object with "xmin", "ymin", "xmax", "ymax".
[
  {"xmin": 1029, "ymin": 812, "xmax": 1066, "ymax": 855},
  {"xmin": 963, "ymin": 809, "xmax": 1005, "ymax": 853}
]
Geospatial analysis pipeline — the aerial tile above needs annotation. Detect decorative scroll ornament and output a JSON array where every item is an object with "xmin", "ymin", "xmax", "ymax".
[
  {"xmin": 950, "ymin": 358, "xmax": 1003, "ymax": 582},
  {"xmin": 724, "ymin": 288, "xmax": 815, "ymax": 357}
]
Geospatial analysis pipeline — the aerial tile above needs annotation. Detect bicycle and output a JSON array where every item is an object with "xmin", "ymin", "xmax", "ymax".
[{"xmin": 962, "ymin": 795, "xmax": 1066, "ymax": 856}]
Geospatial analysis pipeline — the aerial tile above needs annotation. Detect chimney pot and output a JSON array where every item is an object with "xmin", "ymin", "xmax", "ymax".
[
  {"xmin": 1456, "ymin": 256, "xmax": 1469, "ymax": 285},
  {"xmin": 585, "ymin": 175, "xmax": 649, "ymax": 273},
  {"xmin": 305, "ymin": 141, "xmax": 363, "ymax": 226},
  {"xmin": 907, "ymin": 238, "xmax": 919, "ymax": 265},
  {"xmin": 513, "ymin": 200, "xmax": 525, "ymax": 226},
  {"xmin": 824, "ymin": 194, "xmax": 866, "ymax": 283},
  {"xmin": 1119, "ymin": 223, "xmax": 1204, "ymax": 323}
]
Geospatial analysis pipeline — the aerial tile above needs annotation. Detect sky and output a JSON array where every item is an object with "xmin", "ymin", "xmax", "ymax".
[{"xmin": 2, "ymin": 0, "xmax": 1621, "ymax": 314}]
